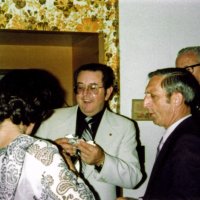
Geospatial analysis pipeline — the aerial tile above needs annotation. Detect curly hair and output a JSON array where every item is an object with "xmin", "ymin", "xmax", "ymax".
[{"xmin": 0, "ymin": 69, "xmax": 65, "ymax": 126}]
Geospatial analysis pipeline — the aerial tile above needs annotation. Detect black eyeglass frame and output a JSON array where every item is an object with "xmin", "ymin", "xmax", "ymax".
[{"xmin": 184, "ymin": 63, "xmax": 200, "ymax": 72}]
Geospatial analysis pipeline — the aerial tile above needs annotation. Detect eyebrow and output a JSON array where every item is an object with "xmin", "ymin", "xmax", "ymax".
[
  {"xmin": 184, "ymin": 63, "xmax": 200, "ymax": 68},
  {"xmin": 77, "ymin": 82, "xmax": 98, "ymax": 85}
]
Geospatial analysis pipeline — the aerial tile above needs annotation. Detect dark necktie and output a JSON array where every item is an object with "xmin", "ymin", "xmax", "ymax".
[
  {"xmin": 82, "ymin": 117, "xmax": 93, "ymax": 141},
  {"xmin": 80, "ymin": 117, "xmax": 94, "ymax": 173}
]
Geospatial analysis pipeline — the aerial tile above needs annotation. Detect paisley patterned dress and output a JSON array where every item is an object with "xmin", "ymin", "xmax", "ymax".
[{"xmin": 0, "ymin": 134, "xmax": 95, "ymax": 200}]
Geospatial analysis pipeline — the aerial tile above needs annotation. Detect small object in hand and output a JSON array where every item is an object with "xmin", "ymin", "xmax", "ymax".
[
  {"xmin": 65, "ymin": 134, "xmax": 79, "ymax": 145},
  {"xmin": 78, "ymin": 138, "xmax": 96, "ymax": 146},
  {"xmin": 87, "ymin": 140, "xmax": 96, "ymax": 146}
]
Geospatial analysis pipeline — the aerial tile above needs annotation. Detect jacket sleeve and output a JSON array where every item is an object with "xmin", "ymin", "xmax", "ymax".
[{"xmin": 94, "ymin": 119, "xmax": 142, "ymax": 188}]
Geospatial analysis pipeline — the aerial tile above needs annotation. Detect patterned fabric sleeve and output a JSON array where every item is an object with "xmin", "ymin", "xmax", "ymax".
[
  {"xmin": 1, "ymin": 135, "xmax": 95, "ymax": 200},
  {"xmin": 26, "ymin": 138, "xmax": 95, "ymax": 200}
]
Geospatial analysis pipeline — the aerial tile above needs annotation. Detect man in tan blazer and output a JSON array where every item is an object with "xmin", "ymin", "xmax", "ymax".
[{"xmin": 36, "ymin": 63, "xmax": 142, "ymax": 200}]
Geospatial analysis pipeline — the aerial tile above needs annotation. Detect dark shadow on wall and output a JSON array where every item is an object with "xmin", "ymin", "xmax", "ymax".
[{"xmin": 132, "ymin": 119, "xmax": 147, "ymax": 189}]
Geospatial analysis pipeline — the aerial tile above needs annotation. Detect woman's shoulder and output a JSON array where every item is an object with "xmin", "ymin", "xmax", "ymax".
[{"xmin": 27, "ymin": 138, "xmax": 60, "ymax": 166}]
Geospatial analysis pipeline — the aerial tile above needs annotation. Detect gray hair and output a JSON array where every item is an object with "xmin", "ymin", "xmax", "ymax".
[
  {"xmin": 148, "ymin": 68, "xmax": 200, "ymax": 106},
  {"xmin": 177, "ymin": 46, "xmax": 200, "ymax": 61}
]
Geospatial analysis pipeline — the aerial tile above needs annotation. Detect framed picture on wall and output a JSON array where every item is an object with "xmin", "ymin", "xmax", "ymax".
[{"xmin": 132, "ymin": 99, "xmax": 152, "ymax": 121}]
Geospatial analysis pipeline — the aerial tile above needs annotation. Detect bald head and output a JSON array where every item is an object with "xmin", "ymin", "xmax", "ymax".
[{"xmin": 176, "ymin": 46, "xmax": 200, "ymax": 84}]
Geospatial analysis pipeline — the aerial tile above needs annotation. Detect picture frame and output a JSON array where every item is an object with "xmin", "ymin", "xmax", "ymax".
[{"xmin": 132, "ymin": 99, "xmax": 152, "ymax": 121}]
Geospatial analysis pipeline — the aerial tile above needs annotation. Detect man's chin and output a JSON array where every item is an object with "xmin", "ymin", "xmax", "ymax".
[
  {"xmin": 153, "ymin": 120, "xmax": 163, "ymax": 127},
  {"xmin": 152, "ymin": 118, "xmax": 158, "ymax": 125},
  {"xmin": 81, "ymin": 107, "xmax": 95, "ymax": 116}
]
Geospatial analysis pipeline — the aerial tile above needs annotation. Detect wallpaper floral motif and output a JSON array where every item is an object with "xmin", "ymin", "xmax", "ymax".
[{"xmin": 0, "ymin": 0, "xmax": 119, "ymax": 112}]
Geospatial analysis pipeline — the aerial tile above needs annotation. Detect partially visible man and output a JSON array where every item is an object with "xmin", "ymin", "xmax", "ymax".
[
  {"xmin": 117, "ymin": 67, "xmax": 200, "ymax": 200},
  {"xmin": 176, "ymin": 46, "xmax": 200, "ymax": 84},
  {"xmin": 143, "ymin": 68, "xmax": 200, "ymax": 199},
  {"xmin": 36, "ymin": 63, "xmax": 142, "ymax": 200}
]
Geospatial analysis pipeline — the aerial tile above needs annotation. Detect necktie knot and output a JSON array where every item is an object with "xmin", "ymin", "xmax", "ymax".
[
  {"xmin": 85, "ymin": 117, "xmax": 93, "ymax": 130},
  {"xmin": 82, "ymin": 117, "xmax": 93, "ymax": 141},
  {"xmin": 85, "ymin": 116, "xmax": 93, "ymax": 123}
]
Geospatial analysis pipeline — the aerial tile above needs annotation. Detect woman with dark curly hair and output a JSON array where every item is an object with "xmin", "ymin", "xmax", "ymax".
[{"xmin": 0, "ymin": 69, "xmax": 95, "ymax": 200}]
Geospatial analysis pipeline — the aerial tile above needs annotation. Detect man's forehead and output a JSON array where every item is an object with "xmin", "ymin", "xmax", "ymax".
[
  {"xmin": 77, "ymin": 70, "xmax": 103, "ymax": 81},
  {"xmin": 145, "ymin": 75, "xmax": 165, "ymax": 93},
  {"xmin": 147, "ymin": 75, "xmax": 163, "ymax": 87}
]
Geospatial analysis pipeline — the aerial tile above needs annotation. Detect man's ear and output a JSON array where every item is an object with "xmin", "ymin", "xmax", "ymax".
[
  {"xmin": 105, "ymin": 86, "xmax": 113, "ymax": 101},
  {"xmin": 172, "ymin": 92, "xmax": 183, "ymax": 106}
]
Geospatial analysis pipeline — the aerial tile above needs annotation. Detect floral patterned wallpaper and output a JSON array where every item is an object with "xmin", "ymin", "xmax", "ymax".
[{"xmin": 0, "ymin": 0, "xmax": 119, "ymax": 112}]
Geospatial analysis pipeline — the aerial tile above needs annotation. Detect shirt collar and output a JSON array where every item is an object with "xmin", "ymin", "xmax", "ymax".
[
  {"xmin": 78, "ymin": 106, "xmax": 106, "ymax": 121},
  {"xmin": 160, "ymin": 114, "xmax": 191, "ymax": 150}
]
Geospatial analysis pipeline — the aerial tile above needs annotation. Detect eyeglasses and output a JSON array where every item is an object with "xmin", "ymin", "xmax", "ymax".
[
  {"xmin": 184, "ymin": 63, "xmax": 200, "ymax": 73},
  {"xmin": 75, "ymin": 83, "xmax": 104, "ymax": 95}
]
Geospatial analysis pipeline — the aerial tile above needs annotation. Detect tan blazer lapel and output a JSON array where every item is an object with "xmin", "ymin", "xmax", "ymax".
[{"xmin": 64, "ymin": 106, "xmax": 78, "ymax": 137}]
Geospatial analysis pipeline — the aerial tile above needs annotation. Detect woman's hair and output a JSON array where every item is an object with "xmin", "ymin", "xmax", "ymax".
[{"xmin": 0, "ymin": 69, "xmax": 65, "ymax": 126}]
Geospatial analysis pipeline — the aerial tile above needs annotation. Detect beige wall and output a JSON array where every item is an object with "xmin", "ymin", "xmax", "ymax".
[
  {"xmin": 120, "ymin": 0, "xmax": 200, "ymax": 198},
  {"xmin": 0, "ymin": 31, "xmax": 100, "ymax": 106},
  {"xmin": 0, "ymin": 44, "xmax": 73, "ymax": 105}
]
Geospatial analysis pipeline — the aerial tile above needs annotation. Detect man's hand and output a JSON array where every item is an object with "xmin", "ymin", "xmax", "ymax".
[
  {"xmin": 55, "ymin": 137, "xmax": 77, "ymax": 156},
  {"xmin": 77, "ymin": 140, "xmax": 105, "ymax": 166},
  {"xmin": 61, "ymin": 151, "xmax": 78, "ymax": 173}
]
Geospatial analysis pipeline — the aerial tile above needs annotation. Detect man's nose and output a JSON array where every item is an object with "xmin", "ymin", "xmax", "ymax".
[
  {"xmin": 143, "ymin": 96, "xmax": 150, "ymax": 108},
  {"xmin": 82, "ymin": 87, "xmax": 91, "ymax": 95}
]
